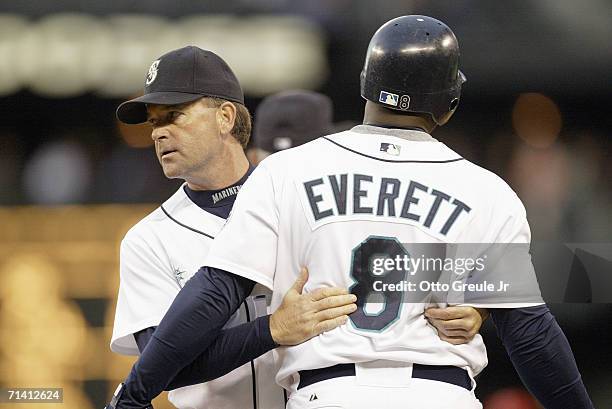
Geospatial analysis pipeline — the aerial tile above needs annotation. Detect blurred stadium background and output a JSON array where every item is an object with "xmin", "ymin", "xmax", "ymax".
[{"xmin": 0, "ymin": 1, "xmax": 610, "ymax": 408}]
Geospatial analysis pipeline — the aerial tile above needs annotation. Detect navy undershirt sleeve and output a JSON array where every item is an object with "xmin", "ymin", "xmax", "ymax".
[
  {"xmin": 134, "ymin": 327, "xmax": 155, "ymax": 353},
  {"xmin": 133, "ymin": 315, "xmax": 277, "ymax": 389},
  {"xmin": 118, "ymin": 266, "xmax": 256, "ymax": 408},
  {"xmin": 167, "ymin": 315, "xmax": 276, "ymax": 389},
  {"xmin": 490, "ymin": 305, "xmax": 594, "ymax": 409}
]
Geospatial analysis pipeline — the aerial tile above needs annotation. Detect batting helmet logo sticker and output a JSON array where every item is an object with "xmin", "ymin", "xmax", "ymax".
[
  {"xmin": 145, "ymin": 59, "xmax": 161, "ymax": 85},
  {"xmin": 379, "ymin": 91, "xmax": 399, "ymax": 107}
]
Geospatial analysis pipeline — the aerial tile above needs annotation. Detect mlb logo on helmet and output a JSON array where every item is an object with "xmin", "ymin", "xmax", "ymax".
[
  {"xmin": 379, "ymin": 91, "xmax": 398, "ymax": 107},
  {"xmin": 380, "ymin": 143, "xmax": 401, "ymax": 156}
]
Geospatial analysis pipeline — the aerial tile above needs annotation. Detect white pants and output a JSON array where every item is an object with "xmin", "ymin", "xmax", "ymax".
[{"xmin": 287, "ymin": 364, "xmax": 482, "ymax": 409}]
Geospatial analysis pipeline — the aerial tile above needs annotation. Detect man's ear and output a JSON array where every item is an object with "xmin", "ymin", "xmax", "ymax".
[{"xmin": 216, "ymin": 101, "xmax": 237, "ymax": 135}]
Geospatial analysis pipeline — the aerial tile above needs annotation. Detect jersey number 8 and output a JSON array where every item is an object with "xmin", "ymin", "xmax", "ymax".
[{"xmin": 349, "ymin": 236, "xmax": 408, "ymax": 332}]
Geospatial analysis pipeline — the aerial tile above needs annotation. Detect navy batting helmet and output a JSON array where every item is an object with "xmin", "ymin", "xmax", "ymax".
[{"xmin": 360, "ymin": 15, "xmax": 466, "ymax": 125}]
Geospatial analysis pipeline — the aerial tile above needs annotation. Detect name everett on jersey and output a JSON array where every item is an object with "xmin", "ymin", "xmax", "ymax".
[{"xmin": 303, "ymin": 173, "xmax": 471, "ymax": 235}]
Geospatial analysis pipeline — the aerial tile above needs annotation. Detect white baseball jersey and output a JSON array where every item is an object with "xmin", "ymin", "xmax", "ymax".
[
  {"xmin": 205, "ymin": 125, "xmax": 542, "ymax": 392},
  {"xmin": 111, "ymin": 184, "xmax": 285, "ymax": 409}
]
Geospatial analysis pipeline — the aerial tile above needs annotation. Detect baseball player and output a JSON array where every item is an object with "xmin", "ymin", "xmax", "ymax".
[
  {"xmin": 247, "ymin": 90, "xmax": 334, "ymax": 165},
  {"xmin": 107, "ymin": 17, "xmax": 593, "ymax": 409},
  {"xmin": 248, "ymin": 89, "xmax": 487, "ymax": 344},
  {"xmin": 110, "ymin": 46, "xmax": 359, "ymax": 409}
]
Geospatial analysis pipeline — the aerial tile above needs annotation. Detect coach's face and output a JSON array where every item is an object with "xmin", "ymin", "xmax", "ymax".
[{"xmin": 147, "ymin": 99, "xmax": 222, "ymax": 180}]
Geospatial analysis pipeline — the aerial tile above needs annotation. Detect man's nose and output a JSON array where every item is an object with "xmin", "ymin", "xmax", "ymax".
[{"xmin": 151, "ymin": 127, "xmax": 169, "ymax": 141}]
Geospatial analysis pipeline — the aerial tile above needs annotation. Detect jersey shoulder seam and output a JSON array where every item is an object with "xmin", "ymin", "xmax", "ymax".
[
  {"xmin": 321, "ymin": 136, "xmax": 464, "ymax": 163},
  {"xmin": 160, "ymin": 205, "xmax": 215, "ymax": 239}
]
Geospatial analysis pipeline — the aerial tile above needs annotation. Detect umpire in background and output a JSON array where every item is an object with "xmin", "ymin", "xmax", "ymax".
[{"xmin": 247, "ymin": 90, "xmax": 333, "ymax": 165}]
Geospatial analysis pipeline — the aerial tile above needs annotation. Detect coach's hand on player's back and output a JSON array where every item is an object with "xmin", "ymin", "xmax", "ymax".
[
  {"xmin": 425, "ymin": 306, "xmax": 489, "ymax": 345},
  {"xmin": 270, "ymin": 267, "xmax": 357, "ymax": 345}
]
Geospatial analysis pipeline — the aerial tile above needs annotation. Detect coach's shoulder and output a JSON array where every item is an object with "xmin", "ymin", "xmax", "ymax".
[
  {"xmin": 120, "ymin": 207, "xmax": 164, "ymax": 251},
  {"xmin": 122, "ymin": 186, "xmax": 186, "ymax": 244}
]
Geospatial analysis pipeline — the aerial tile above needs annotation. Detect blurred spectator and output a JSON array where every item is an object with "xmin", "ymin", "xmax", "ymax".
[
  {"xmin": 95, "ymin": 143, "xmax": 179, "ymax": 203},
  {"xmin": 507, "ymin": 133, "xmax": 611, "ymax": 242},
  {"xmin": 566, "ymin": 132, "xmax": 612, "ymax": 241},
  {"xmin": 248, "ymin": 89, "xmax": 333, "ymax": 165},
  {"xmin": 507, "ymin": 142, "xmax": 571, "ymax": 240},
  {"xmin": 512, "ymin": 93, "xmax": 562, "ymax": 150},
  {"xmin": 22, "ymin": 138, "xmax": 92, "ymax": 204}
]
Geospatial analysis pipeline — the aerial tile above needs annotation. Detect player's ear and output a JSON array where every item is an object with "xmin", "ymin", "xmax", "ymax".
[{"xmin": 216, "ymin": 101, "xmax": 237, "ymax": 135}]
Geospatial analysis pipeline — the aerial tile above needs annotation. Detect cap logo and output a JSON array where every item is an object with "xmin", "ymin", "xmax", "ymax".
[
  {"xmin": 379, "ymin": 91, "xmax": 398, "ymax": 107},
  {"xmin": 145, "ymin": 59, "xmax": 161, "ymax": 86}
]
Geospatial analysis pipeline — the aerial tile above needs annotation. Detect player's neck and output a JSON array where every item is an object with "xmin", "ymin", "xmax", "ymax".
[
  {"xmin": 363, "ymin": 102, "xmax": 436, "ymax": 134},
  {"xmin": 185, "ymin": 147, "xmax": 250, "ymax": 191}
]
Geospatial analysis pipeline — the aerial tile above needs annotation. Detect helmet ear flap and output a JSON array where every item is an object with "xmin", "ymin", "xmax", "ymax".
[{"xmin": 449, "ymin": 98, "xmax": 460, "ymax": 112}]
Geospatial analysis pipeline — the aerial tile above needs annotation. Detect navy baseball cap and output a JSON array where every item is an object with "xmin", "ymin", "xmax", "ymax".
[
  {"xmin": 254, "ymin": 90, "xmax": 333, "ymax": 153},
  {"xmin": 116, "ymin": 46, "xmax": 244, "ymax": 124}
]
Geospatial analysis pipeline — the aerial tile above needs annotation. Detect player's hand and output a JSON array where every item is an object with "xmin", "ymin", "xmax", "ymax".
[
  {"xmin": 269, "ymin": 267, "xmax": 357, "ymax": 346},
  {"xmin": 424, "ymin": 306, "xmax": 489, "ymax": 345}
]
